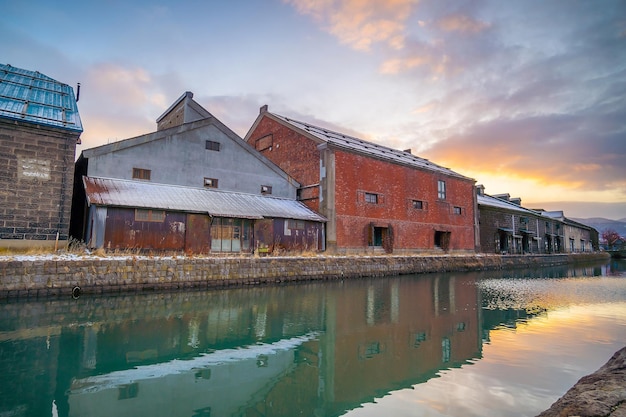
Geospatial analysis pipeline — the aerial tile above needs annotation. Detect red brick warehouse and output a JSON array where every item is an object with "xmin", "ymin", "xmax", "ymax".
[{"xmin": 245, "ymin": 106, "xmax": 479, "ymax": 254}]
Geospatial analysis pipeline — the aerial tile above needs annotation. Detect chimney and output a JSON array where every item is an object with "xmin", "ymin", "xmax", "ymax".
[{"xmin": 260, "ymin": 104, "xmax": 268, "ymax": 114}]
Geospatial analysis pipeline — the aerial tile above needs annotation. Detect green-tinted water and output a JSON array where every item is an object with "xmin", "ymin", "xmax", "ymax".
[{"xmin": 1, "ymin": 260, "xmax": 625, "ymax": 417}]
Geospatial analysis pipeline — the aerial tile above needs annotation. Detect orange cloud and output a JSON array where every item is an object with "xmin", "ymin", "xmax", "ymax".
[
  {"xmin": 284, "ymin": 0, "xmax": 416, "ymax": 50},
  {"xmin": 75, "ymin": 63, "xmax": 172, "ymax": 152},
  {"xmin": 85, "ymin": 63, "xmax": 162, "ymax": 107},
  {"xmin": 437, "ymin": 14, "xmax": 489, "ymax": 33}
]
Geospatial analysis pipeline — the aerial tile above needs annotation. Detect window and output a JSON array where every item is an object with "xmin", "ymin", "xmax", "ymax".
[
  {"xmin": 413, "ymin": 332, "xmax": 427, "ymax": 348},
  {"xmin": 288, "ymin": 220, "xmax": 305, "ymax": 230},
  {"xmin": 205, "ymin": 140, "xmax": 220, "ymax": 151},
  {"xmin": 261, "ymin": 185, "xmax": 272, "ymax": 195},
  {"xmin": 437, "ymin": 180, "xmax": 446, "ymax": 200},
  {"xmin": 255, "ymin": 134, "xmax": 273, "ymax": 151},
  {"xmin": 412, "ymin": 200, "xmax": 424, "ymax": 210},
  {"xmin": 453, "ymin": 206, "xmax": 462, "ymax": 215},
  {"xmin": 118, "ymin": 383, "xmax": 139, "ymax": 400},
  {"xmin": 365, "ymin": 342, "xmax": 381, "ymax": 356},
  {"xmin": 442, "ymin": 337, "xmax": 451, "ymax": 363},
  {"xmin": 204, "ymin": 177, "xmax": 218, "ymax": 188},
  {"xmin": 132, "ymin": 168, "xmax": 151, "ymax": 180},
  {"xmin": 135, "ymin": 209, "xmax": 165, "ymax": 222},
  {"xmin": 365, "ymin": 192, "xmax": 378, "ymax": 204}
]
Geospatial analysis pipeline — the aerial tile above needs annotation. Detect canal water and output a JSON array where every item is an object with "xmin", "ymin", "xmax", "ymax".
[{"xmin": 1, "ymin": 260, "xmax": 625, "ymax": 417}]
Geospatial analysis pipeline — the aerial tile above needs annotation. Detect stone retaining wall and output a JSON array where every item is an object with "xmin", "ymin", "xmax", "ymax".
[{"xmin": 0, "ymin": 252, "xmax": 610, "ymax": 298}]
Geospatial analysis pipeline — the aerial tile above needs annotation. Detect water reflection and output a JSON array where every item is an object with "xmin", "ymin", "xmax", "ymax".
[{"xmin": 0, "ymin": 260, "xmax": 624, "ymax": 417}]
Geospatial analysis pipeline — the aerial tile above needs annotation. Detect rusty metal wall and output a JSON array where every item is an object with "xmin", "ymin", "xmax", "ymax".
[
  {"xmin": 98, "ymin": 208, "xmax": 323, "ymax": 254},
  {"xmin": 272, "ymin": 219, "xmax": 324, "ymax": 252},
  {"xmin": 185, "ymin": 213, "xmax": 211, "ymax": 254},
  {"xmin": 103, "ymin": 208, "xmax": 186, "ymax": 251}
]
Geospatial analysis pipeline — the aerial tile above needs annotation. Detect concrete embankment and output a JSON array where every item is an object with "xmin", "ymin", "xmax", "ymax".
[
  {"xmin": 0, "ymin": 252, "xmax": 609, "ymax": 298},
  {"xmin": 536, "ymin": 346, "xmax": 626, "ymax": 417}
]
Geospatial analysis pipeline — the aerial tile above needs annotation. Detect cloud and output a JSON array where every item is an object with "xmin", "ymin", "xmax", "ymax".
[
  {"xmin": 76, "ymin": 63, "xmax": 186, "ymax": 152},
  {"xmin": 284, "ymin": 0, "xmax": 416, "ymax": 51},
  {"xmin": 436, "ymin": 13, "xmax": 489, "ymax": 33}
]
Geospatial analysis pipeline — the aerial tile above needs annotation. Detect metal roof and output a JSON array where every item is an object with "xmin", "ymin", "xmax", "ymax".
[
  {"xmin": 270, "ymin": 112, "xmax": 473, "ymax": 181},
  {"xmin": 84, "ymin": 176, "xmax": 326, "ymax": 222},
  {"xmin": 0, "ymin": 63, "xmax": 83, "ymax": 133},
  {"xmin": 478, "ymin": 193, "xmax": 541, "ymax": 215}
]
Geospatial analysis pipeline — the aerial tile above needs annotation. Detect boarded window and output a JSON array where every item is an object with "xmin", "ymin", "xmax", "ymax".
[
  {"xmin": 204, "ymin": 177, "xmax": 218, "ymax": 188},
  {"xmin": 135, "ymin": 209, "xmax": 165, "ymax": 222},
  {"xmin": 288, "ymin": 220, "xmax": 305, "ymax": 230},
  {"xmin": 256, "ymin": 134, "xmax": 273, "ymax": 151},
  {"xmin": 132, "ymin": 168, "xmax": 151, "ymax": 180},
  {"xmin": 206, "ymin": 140, "xmax": 220, "ymax": 151}
]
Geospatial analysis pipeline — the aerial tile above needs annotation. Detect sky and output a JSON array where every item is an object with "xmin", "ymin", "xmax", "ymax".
[{"xmin": 1, "ymin": 0, "xmax": 625, "ymax": 220}]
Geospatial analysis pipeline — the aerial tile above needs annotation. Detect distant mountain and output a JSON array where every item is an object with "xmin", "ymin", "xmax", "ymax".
[{"xmin": 572, "ymin": 217, "xmax": 626, "ymax": 238}]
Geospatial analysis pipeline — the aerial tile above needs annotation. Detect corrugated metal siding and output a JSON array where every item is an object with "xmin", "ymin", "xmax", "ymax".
[
  {"xmin": 0, "ymin": 63, "xmax": 83, "ymax": 133},
  {"xmin": 271, "ymin": 113, "xmax": 471, "ymax": 180},
  {"xmin": 83, "ymin": 176, "xmax": 327, "ymax": 223}
]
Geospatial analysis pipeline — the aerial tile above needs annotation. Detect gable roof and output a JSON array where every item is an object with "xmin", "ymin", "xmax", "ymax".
[
  {"xmin": 156, "ymin": 91, "xmax": 213, "ymax": 127},
  {"xmin": 81, "ymin": 111, "xmax": 298, "ymax": 186},
  {"xmin": 0, "ymin": 63, "xmax": 82, "ymax": 134},
  {"xmin": 478, "ymin": 193, "xmax": 543, "ymax": 216},
  {"xmin": 84, "ymin": 176, "xmax": 326, "ymax": 222},
  {"xmin": 248, "ymin": 108, "xmax": 473, "ymax": 181}
]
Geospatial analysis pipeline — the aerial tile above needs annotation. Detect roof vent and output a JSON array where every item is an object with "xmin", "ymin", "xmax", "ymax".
[{"xmin": 403, "ymin": 148, "xmax": 412, "ymax": 154}]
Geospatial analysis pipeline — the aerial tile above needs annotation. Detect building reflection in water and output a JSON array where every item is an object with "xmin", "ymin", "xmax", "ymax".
[{"xmin": 1, "ymin": 273, "xmax": 484, "ymax": 417}]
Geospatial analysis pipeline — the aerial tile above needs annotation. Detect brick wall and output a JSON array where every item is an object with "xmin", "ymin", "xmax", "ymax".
[
  {"xmin": 246, "ymin": 116, "xmax": 322, "ymax": 211},
  {"xmin": 246, "ymin": 115, "xmax": 477, "ymax": 254},
  {"xmin": 333, "ymin": 150, "xmax": 476, "ymax": 252},
  {"xmin": 0, "ymin": 121, "xmax": 78, "ymax": 247},
  {"xmin": 0, "ymin": 253, "xmax": 608, "ymax": 298}
]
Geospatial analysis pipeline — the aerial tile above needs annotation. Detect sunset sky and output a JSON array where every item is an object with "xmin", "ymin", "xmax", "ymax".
[{"xmin": 2, "ymin": 0, "xmax": 625, "ymax": 219}]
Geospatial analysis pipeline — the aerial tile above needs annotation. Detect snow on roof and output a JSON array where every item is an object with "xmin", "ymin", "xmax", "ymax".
[
  {"xmin": 84, "ymin": 176, "xmax": 326, "ymax": 222},
  {"xmin": 270, "ymin": 112, "xmax": 473, "ymax": 181}
]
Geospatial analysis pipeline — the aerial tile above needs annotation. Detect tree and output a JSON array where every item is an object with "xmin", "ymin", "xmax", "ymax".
[{"xmin": 602, "ymin": 228, "xmax": 621, "ymax": 248}]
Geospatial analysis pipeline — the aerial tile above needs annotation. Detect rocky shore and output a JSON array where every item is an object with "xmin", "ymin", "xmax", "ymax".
[{"xmin": 536, "ymin": 346, "xmax": 626, "ymax": 417}]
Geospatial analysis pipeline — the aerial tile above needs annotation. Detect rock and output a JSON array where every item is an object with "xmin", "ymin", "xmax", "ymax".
[{"xmin": 536, "ymin": 346, "xmax": 626, "ymax": 417}]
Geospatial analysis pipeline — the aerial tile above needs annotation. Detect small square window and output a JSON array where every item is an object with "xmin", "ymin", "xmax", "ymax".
[
  {"xmin": 365, "ymin": 192, "xmax": 378, "ymax": 204},
  {"xmin": 412, "ymin": 200, "xmax": 424, "ymax": 209},
  {"xmin": 204, "ymin": 177, "xmax": 218, "ymax": 188},
  {"xmin": 261, "ymin": 185, "xmax": 272, "ymax": 195},
  {"xmin": 453, "ymin": 206, "xmax": 462, "ymax": 215},
  {"xmin": 205, "ymin": 140, "xmax": 220, "ymax": 151},
  {"xmin": 132, "ymin": 168, "xmax": 151, "ymax": 180}
]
